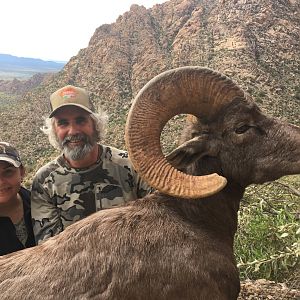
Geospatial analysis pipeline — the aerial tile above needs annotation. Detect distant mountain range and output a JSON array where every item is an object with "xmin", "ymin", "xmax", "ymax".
[{"xmin": 0, "ymin": 54, "xmax": 65, "ymax": 80}]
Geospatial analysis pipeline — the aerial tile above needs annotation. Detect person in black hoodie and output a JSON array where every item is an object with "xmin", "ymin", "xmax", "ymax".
[{"xmin": 0, "ymin": 142, "xmax": 35, "ymax": 255}]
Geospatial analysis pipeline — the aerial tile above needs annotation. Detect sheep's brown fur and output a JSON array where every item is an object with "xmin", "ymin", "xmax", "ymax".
[{"xmin": 0, "ymin": 90, "xmax": 299, "ymax": 300}]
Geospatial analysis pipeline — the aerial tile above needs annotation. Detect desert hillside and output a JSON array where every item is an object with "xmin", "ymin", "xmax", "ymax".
[{"xmin": 0, "ymin": 0, "xmax": 299, "ymax": 172}]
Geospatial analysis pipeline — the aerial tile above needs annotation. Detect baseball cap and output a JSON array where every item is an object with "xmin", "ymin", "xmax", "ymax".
[
  {"xmin": 0, "ymin": 142, "xmax": 22, "ymax": 168},
  {"xmin": 49, "ymin": 85, "xmax": 94, "ymax": 117}
]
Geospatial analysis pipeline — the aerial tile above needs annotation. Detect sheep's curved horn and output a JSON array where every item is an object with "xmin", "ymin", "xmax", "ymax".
[{"xmin": 125, "ymin": 66, "xmax": 245, "ymax": 199}]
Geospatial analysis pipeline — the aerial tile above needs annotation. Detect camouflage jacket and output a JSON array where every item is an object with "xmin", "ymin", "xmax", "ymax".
[{"xmin": 31, "ymin": 144, "xmax": 150, "ymax": 244}]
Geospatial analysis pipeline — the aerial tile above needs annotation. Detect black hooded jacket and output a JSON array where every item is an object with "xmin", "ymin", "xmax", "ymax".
[{"xmin": 0, "ymin": 187, "xmax": 36, "ymax": 255}]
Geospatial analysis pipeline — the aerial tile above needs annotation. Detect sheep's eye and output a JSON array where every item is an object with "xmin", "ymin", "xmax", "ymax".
[
  {"xmin": 235, "ymin": 125, "xmax": 252, "ymax": 134},
  {"xmin": 191, "ymin": 131, "xmax": 199, "ymax": 138}
]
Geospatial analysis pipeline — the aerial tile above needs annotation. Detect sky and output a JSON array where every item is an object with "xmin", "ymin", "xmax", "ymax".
[{"xmin": 0, "ymin": 0, "xmax": 168, "ymax": 62}]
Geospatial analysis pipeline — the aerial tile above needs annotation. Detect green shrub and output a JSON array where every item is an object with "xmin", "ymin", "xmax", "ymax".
[{"xmin": 235, "ymin": 176, "xmax": 300, "ymax": 285}]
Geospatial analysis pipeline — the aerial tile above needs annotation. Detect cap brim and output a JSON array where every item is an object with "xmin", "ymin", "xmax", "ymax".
[
  {"xmin": 0, "ymin": 156, "xmax": 21, "ymax": 168},
  {"xmin": 49, "ymin": 103, "xmax": 93, "ymax": 117}
]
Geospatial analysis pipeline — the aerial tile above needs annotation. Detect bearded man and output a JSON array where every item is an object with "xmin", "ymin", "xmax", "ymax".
[{"xmin": 31, "ymin": 85, "xmax": 150, "ymax": 244}]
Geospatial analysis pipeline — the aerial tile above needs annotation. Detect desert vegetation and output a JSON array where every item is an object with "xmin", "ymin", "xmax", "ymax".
[{"xmin": 236, "ymin": 176, "xmax": 299, "ymax": 288}]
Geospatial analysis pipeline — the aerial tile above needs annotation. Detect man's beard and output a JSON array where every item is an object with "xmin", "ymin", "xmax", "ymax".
[{"xmin": 59, "ymin": 133, "xmax": 97, "ymax": 161}]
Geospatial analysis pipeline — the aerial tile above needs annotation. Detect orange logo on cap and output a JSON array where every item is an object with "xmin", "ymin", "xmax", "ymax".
[{"xmin": 59, "ymin": 87, "xmax": 77, "ymax": 100}]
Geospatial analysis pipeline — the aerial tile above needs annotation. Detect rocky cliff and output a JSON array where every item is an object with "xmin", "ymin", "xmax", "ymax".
[{"xmin": 0, "ymin": 0, "xmax": 299, "ymax": 173}]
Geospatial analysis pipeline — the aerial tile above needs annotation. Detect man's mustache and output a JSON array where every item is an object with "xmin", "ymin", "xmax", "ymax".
[{"xmin": 62, "ymin": 134, "xmax": 88, "ymax": 147}]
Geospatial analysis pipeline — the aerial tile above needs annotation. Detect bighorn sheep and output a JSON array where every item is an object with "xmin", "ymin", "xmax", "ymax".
[{"xmin": 0, "ymin": 67, "xmax": 299, "ymax": 300}]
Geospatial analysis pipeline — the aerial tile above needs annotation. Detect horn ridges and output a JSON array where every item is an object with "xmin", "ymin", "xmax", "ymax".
[{"xmin": 125, "ymin": 66, "xmax": 245, "ymax": 198}]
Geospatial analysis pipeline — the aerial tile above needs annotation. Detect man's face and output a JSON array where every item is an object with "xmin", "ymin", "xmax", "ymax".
[{"xmin": 53, "ymin": 106, "xmax": 97, "ymax": 161}]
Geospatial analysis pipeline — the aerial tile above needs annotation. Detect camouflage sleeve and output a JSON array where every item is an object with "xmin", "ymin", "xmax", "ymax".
[
  {"xmin": 31, "ymin": 174, "xmax": 63, "ymax": 244},
  {"xmin": 104, "ymin": 145, "xmax": 154, "ymax": 200}
]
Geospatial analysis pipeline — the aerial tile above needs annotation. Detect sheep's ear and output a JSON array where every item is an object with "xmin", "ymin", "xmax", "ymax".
[{"xmin": 166, "ymin": 136, "xmax": 218, "ymax": 170}]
